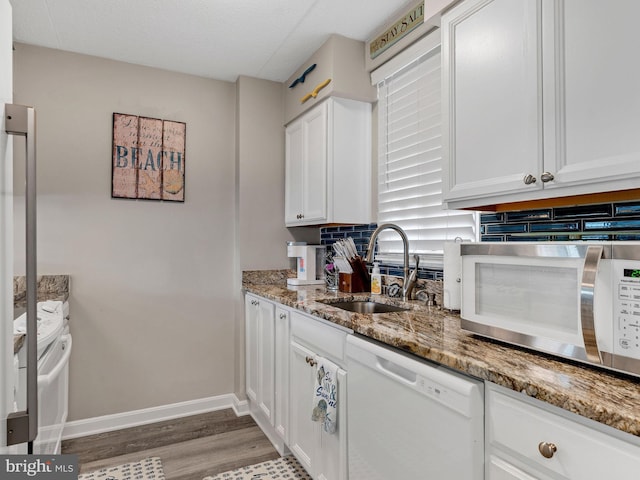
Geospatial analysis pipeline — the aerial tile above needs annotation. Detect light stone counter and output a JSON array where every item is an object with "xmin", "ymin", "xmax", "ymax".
[
  {"xmin": 243, "ymin": 270, "xmax": 640, "ymax": 438},
  {"xmin": 12, "ymin": 274, "xmax": 70, "ymax": 353}
]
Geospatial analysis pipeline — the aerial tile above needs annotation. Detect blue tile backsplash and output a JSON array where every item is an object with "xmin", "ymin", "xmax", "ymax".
[
  {"xmin": 320, "ymin": 223, "xmax": 443, "ymax": 280},
  {"xmin": 320, "ymin": 200, "xmax": 640, "ymax": 278},
  {"xmin": 480, "ymin": 200, "xmax": 640, "ymax": 242}
]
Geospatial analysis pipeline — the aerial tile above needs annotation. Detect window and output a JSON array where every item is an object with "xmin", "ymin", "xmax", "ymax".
[{"xmin": 372, "ymin": 32, "xmax": 477, "ymax": 267}]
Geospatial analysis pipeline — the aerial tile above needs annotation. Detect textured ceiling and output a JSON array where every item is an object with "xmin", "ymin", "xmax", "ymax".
[{"xmin": 9, "ymin": 0, "xmax": 412, "ymax": 82}]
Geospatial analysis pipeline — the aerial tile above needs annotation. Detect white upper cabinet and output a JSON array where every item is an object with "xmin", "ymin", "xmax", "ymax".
[
  {"xmin": 543, "ymin": 0, "xmax": 640, "ymax": 190},
  {"xmin": 442, "ymin": 0, "xmax": 640, "ymax": 209},
  {"xmin": 285, "ymin": 97, "xmax": 372, "ymax": 227},
  {"xmin": 442, "ymin": 0, "xmax": 543, "ymax": 204},
  {"xmin": 285, "ymin": 103, "xmax": 328, "ymax": 225}
]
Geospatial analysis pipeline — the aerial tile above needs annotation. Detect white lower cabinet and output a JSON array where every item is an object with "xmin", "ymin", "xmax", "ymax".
[
  {"xmin": 245, "ymin": 295, "xmax": 348, "ymax": 478},
  {"xmin": 289, "ymin": 311, "xmax": 348, "ymax": 480},
  {"xmin": 245, "ymin": 294, "xmax": 289, "ymax": 454},
  {"xmin": 486, "ymin": 383, "xmax": 640, "ymax": 480},
  {"xmin": 247, "ymin": 293, "xmax": 640, "ymax": 480}
]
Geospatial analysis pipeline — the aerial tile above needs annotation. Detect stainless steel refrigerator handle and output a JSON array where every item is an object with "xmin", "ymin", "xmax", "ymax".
[
  {"xmin": 5, "ymin": 104, "xmax": 38, "ymax": 448},
  {"xmin": 580, "ymin": 245, "xmax": 603, "ymax": 364}
]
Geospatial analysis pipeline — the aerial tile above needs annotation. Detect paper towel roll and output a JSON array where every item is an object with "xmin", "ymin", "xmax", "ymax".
[{"xmin": 443, "ymin": 241, "xmax": 461, "ymax": 310}]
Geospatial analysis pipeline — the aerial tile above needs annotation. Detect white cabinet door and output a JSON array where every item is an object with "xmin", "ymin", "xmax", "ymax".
[
  {"xmin": 258, "ymin": 301, "xmax": 275, "ymax": 423},
  {"xmin": 289, "ymin": 340, "xmax": 318, "ymax": 475},
  {"xmin": 245, "ymin": 294, "xmax": 275, "ymax": 425},
  {"xmin": 285, "ymin": 102, "xmax": 328, "ymax": 226},
  {"xmin": 285, "ymin": 120, "xmax": 305, "ymax": 224},
  {"xmin": 289, "ymin": 313, "xmax": 350, "ymax": 480},
  {"xmin": 442, "ymin": 0, "xmax": 543, "ymax": 203},
  {"xmin": 302, "ymin": 102, "xmax": 328, "ymax": 224},
  {"xmin": 274, "ymin": 306, "xmax": 290, "ymax": 443},
  {"xmin": 542, "ymin": 0, "xmax": 640, "ymax": 192},
  {"xmin": 245, "ymin": 295, "xmax": 260, "ymax": 403}
]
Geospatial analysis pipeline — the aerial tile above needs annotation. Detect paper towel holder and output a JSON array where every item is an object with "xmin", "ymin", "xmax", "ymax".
[{"xmin": 443, "ymin": 237, "xmax": 463, "ymax": 311}]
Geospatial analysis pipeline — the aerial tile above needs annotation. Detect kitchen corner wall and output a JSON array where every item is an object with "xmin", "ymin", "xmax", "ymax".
[
  {"xmin": 12, "ymin": 44, "xmax": 239, "ymax": 421},
  {"xmin": 235, "ymin": 76, "xmax": 294, "ymax": 398}
]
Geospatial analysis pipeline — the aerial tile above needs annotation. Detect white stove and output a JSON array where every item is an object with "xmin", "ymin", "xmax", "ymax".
[{"xmin": 12, "ymin": 300, "xmax": 72, "ymax": 454}]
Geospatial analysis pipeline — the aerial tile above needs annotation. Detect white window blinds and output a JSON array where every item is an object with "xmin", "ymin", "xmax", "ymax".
[{"xmin": 373, "ymin": 34, "xmax": 477, "ymax": 266}]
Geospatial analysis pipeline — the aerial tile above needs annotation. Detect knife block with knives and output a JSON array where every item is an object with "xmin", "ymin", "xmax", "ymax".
[{"xmin": 332, "ymin": 238, "xmax": 371, "ymax": 293}]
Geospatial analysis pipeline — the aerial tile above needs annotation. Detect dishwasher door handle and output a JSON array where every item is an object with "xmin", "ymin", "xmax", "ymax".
[{"xmin": 376, "ymin": 357, "xmax": 417, "ymax": 385}]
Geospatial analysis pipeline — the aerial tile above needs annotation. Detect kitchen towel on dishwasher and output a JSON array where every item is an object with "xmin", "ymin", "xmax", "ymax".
[{"xmin": 311, "ymin": 355, "xmax": 338, "ymax": 434}]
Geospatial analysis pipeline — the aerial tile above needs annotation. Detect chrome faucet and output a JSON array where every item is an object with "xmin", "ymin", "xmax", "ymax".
[{"xmin": 365, "ymin": 223, "xmax": 419, "ymax": 300}]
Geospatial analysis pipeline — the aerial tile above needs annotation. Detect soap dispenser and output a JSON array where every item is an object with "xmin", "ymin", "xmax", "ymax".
[{"xmin": 371, "ymin": 262, "xmax": 382, "ymax": 295}]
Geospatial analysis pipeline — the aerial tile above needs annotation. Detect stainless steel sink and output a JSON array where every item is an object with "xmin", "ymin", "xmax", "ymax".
[{"xmin": 322, "ymin": 300, "xmax": 409, "ymax": 314}]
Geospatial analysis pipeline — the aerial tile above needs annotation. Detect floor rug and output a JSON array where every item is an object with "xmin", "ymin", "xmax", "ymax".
[
  {"xmin": 203, "ymin": 456, "xmax": 311, "ymax": 480},
  {"xmin": 78, "ymin": 457, "xmax": 165, "ymax": 480}
]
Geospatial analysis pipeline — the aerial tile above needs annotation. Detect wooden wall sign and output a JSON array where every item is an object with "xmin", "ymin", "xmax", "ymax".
[
  {"xmin": 112, "ymin": 113, "xmax": 186, "ymax": 202},
  {"xmin": 369, "ymin": 1, "xmax": 424, "ymax": 59}
]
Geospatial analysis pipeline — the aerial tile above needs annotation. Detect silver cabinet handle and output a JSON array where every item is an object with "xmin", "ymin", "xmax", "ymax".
[
  {"xmin": 279, "ymin": 313, "xmax": 287, "ymax": 319},
  {"xmin": 540, "ymin": 172, "xmax": 555, "ymax": 183},
  {"xmin": 5, "ymin": 104, "xmax": 38, "ymax": 448},
  {"xmin": 523, "ymin": 174, "xmax": 537, "ymax": 185}
]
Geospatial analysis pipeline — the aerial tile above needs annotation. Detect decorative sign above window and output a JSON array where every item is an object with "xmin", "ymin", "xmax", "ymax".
[
  {"xmin": 111, "ymin": 113, "xmax": 186, "ymax": 202},
  {"xmin": 369, "ymin": 1, "xmax": 424, "ymax": 59}
]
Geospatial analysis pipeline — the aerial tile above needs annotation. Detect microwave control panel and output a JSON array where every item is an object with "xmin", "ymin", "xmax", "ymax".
[{"xmin": 615, "ymin": 267, "xmax": 640, "ymax": 359}]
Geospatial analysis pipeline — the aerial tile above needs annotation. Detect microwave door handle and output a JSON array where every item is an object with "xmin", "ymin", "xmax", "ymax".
[{"xmin": 581, "ymin": 245, "xmax": 603, "ymax": 364}]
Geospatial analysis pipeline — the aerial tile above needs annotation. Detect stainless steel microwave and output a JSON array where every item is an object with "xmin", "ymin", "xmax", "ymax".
[{"xmin": 459, "ymin": 242, "xmax": 640, "ymax": 378}]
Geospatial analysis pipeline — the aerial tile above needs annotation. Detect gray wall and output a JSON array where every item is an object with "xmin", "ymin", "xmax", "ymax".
[
  {"xmin": 237, "ymin": 76, "xmax": 292, "ymax": 272},
  {"xmin": 12, "ymin": 43, "xmax": 289, "ymax": 421},
  {"xmin": 234, "ymin": 75, "xmax": 294, "ymax": 396}
]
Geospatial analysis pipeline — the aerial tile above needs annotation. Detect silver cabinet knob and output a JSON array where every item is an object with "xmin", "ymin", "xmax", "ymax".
[
  {"xmin": 540, "ymin": 172, "xmax": 555, "ymax": 183},
  {"xmin": 523, "ymin": 174, "xmax": 537, "ymax": 185},
  {"xmin": 279, "ymin": 313, "xmax": 287, "ymax": 319},
  {"xmin": 538, "ymin": 442, "xmax": 557, "ymax": 459}
]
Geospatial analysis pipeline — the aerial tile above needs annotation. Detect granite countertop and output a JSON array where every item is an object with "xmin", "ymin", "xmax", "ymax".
[{"xmin": 243, "ymin": 272, "xmax": 640, "ymax": 438}]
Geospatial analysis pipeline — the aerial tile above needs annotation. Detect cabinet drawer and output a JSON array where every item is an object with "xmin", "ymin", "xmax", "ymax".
[
  {"xmin": 290, "ymin": 311, "xmax": 349, "ymax": 366},
  {"xmin": 487, "ymin": 387, "xmax": 640, "ymax": 479}
]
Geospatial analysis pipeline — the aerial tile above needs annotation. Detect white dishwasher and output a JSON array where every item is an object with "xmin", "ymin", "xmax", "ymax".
[{"xmin": 346, "ymin": 335, "xmax": 484, "ymax": 480}]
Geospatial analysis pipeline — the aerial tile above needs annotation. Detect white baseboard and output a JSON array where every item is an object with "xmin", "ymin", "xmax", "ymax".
[
  {"xmin": 232, "ymin": 396, "xmax": 250, "ymax": 416},
  {"xmin": 62, "ymin": 393, "xmax": 249, "ymax": 440}
]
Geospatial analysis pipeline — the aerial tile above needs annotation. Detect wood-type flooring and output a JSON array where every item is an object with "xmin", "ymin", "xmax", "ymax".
[{"xmin": 61, "ymin": 409, "xmax": 280, "ymax": 480}]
